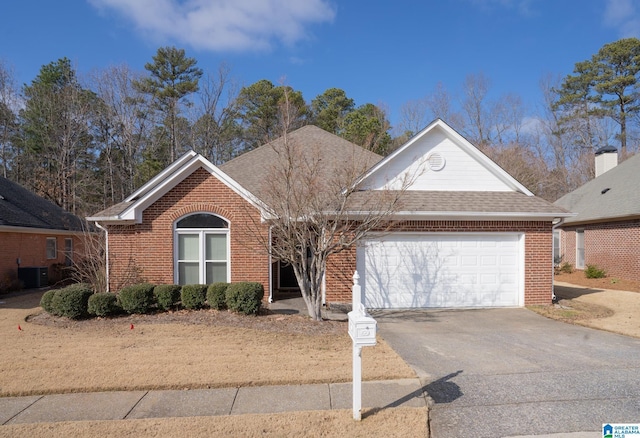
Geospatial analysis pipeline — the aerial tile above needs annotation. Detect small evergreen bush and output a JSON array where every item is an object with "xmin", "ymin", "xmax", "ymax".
[
  {"xmin": 118, "ymin": 283, "xmax": 155, "ymax": 314},
  {"xmin": 225, "ymin": 282, "xmax": 263, "ymax": 315},
  {"xmin": 584, "ymin": 264, "xmax": 606, "ymax": 279},
  {"xmin": 154, "ymin": 284, "xmax": 181, "ymax": 311},
  {"xmin": 207, "ymin": 282, "xmax": 229, "ymax": 310},
  {"xmin": 560, "ymin": 262, "xmax": 573, "ymax": 274},
  {"xmin": 50, "ymin": 283, "xmax": 93, "ymax": 319},
  {"xmin": 40, "ymin": 289, "xmax": 58, "ymax": 315},
  {"xmin": 88, "ymin": 292, "xmax": 121, "ymax": 317},
  {"xmin": 181, "ymin": 284, "xmax": 208, "ymax": 309}
]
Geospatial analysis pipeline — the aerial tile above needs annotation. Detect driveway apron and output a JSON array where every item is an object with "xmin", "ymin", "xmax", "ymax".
[{"xmin": 373, "ymin": 308, "xmax": 640, "ymax": 438}]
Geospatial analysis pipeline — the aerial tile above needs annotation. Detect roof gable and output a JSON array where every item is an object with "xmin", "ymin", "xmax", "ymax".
[
  {"xmin": 0, "ymin": 176, "xmax": 85, "ymax": 232},
  {"xmin": 88, "ymin": 152, "xmax": 263, "ymax": 223},
  {"xmin": 358, "ymin": 119, "xmax": 533, "ymax": 195},
  {"xmin": 555, "ymin": 152, "xmax": 640, "ymax": 224}
]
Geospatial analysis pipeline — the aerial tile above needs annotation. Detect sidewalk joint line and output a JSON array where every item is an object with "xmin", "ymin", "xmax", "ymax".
[
  {"xmin": 3, "ymin": 395, "xmax": 43, "ymax": 425},
  {"xmin": 124, "ymin": 391, "xmax": 149, "ymax": 420}
]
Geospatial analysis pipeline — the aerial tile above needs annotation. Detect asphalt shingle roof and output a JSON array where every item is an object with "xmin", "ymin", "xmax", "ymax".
[
  {"xmin": 555, "ymin": 153, "xmax": 640, "ymax": 224},
  {"xmin": 0, "ymin": 177, "xmax": 86, "ymax": 231},
  {"xmin": 220, "ymin": 125, "xmax": 383, "ymax": 200},
  {"xmin": 348, "ymin": 190, "xmax": 570, "ymax": 216}
]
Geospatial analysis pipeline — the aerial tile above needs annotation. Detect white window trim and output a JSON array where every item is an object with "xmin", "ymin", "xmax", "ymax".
[
  {"xmin": 173, "ymin": 214, "xmax": 231, "ymax": 285},
  {"xmin": 46, "ymin": 237, "xmax": 57, "ymax": 260}
]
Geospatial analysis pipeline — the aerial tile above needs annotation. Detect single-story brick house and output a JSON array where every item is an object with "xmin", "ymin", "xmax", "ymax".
[
  {"xmin": 0, "ymin": 176, "xmax": 86, "ymax": 289},
  {"xmin": 554, "ymin": 147, "xmax": 640, "ymax": 281},
  {"xmin": 88, "ymin": 120, "xmax": 571, "ymax": 309}
]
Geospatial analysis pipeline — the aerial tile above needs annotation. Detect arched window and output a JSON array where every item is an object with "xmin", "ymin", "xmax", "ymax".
[{"xmin": 175, "ymin": 213, "xmax": 229, "ymax": 285}]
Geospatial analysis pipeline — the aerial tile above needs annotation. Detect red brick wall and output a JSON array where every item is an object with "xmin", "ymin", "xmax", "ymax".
[
  {"xmin": 105, "ymin": 168, "xmax": 270, "ymax": 297},
  {"xmin": 326, "ymin": 220, "xmax": 554, "ymax": 306},
  {"xmin": 0, "ymin": 231, "xmax": 84, "ymax": 287},
  {"xmin": 560, "ymin": 220, "xmax": 640, "ymax": 281}
]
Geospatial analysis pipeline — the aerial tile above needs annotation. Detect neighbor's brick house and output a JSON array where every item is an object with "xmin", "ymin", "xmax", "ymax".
[
  {"xmin": 555, "ymin": 148, "xmax": 640, "ymax": 282},
  {"xmin": 0, "ymin": 176, "xmax": 86, "ymax": 289},
  {"xmin": 89, "ymin": 120, "xmax": 571, "ymax": 309}
]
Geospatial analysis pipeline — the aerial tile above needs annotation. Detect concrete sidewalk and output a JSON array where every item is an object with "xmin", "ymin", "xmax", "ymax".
[{"xmin": 1, "ymin": 379, "xmax": 427, "ymax": 425}]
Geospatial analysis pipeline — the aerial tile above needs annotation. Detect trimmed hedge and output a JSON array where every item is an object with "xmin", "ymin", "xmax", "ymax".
[
  {"xmin": 50, "ymin": 283, "xmax": 94, "ymax": 319},
  {"xmin": 181, "ymin": 284, "xmax": 208, "ymax": 309},
  {"xmin": 207, "ymin": 282, "xmax": 229, "ymax": 310},
  {"xmin": 154, "ymin": 284, "xmax": 181, "ymax": 311},
  {"xmin": 225, "ymin": 282, "xmax": 263, "ymax": 315},
  {"xmin": 40, "ymin": 289, "xmax": 58, "ymax": 315},
  {"xmin": 118, "ymin": 283, "xmax": 155, "ymax": 314},
  {"xmin": 88, "ymin": 292, "xmax": 121, "ymax": 317}
]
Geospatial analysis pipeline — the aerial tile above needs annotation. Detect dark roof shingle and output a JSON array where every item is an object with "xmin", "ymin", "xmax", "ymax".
[{"xmin": 0, "ymin": 177, "xmax": 86, "ymax": 231}]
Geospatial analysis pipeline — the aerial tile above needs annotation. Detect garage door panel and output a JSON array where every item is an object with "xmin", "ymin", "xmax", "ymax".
[{"xmin": 359, "ymin": 234, "xmax": 521, "ymax": 309}]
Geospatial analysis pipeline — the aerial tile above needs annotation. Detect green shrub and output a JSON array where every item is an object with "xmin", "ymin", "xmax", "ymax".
[
  {"xmin": 181, "ymin": 284, "xmax": 208, "ymax": 309},
  {"xmin": 560, "ymin": 262, "xmax": 574, "ymax": 274},
  {"xmin": 88, "ymin": 292, "xmax": 121, "ymax": 317},
  {"xmin": 118, "ymin": 283, "xmax": 155, "ymax": 314},
  {"xmin": 40, "ymin": 289, "xmax": 58, "ymax": 314},
  {"xmin": 207, "ymin": 282, "xmax": 229, "ymax": 310},
  {"xmin": 584, "ymin": 264, "xmax": 606, "ymax": 279},
  {"xmin": 50, "ymin": 283, "xmax": 94, "ymax": 319},
  {"xmin": 225, "ymin": 282, "xmax": 263, "ymax": 315},
  {"xmin": 154, "ymin": 284, "xmax": 182, "ymax": 311}
]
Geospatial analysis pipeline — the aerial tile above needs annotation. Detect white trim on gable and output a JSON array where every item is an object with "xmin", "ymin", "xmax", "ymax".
[
  {"xmin": 103, "ymin": 152, "xmax": 267, "ymax": 224},
  {"xmin": 357, "ymin": 119, "xmax": 534, "ymax": 196}
]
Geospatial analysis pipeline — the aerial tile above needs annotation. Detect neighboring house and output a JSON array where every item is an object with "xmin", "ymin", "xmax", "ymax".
[
  {"xmin": 88, "ymin": 120, "xmax": 570, "ymax": 309},
  {"xmin": 554, "ymin": 147, "xmax": 640, "ymax": 282},
  {"xmin": 0, "ymin": 176, "xmax": 86, "ymax": 289}
]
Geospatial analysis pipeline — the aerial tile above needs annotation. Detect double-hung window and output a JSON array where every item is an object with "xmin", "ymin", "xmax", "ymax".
[{"xmin": 175, "ymin": 213, "xmax": 229, "ymax": 285}]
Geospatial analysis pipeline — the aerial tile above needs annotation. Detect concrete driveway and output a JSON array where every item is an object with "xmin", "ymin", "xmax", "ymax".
[{"xmin": 373, "ymin": 308, "xmax": 640, "ymax": 438}]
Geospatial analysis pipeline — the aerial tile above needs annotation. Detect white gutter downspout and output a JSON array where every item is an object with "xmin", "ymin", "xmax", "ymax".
[
  {"xmin": 94, "ymin": 222, "xmax": 109, "ymax": 293},
  {"xmin": 268, "ymin": 226, "xmax": 273, "ymax": 303},
  {"xmin": 551, "ymin": 218, "xmax": 565, "ymax": 302}
]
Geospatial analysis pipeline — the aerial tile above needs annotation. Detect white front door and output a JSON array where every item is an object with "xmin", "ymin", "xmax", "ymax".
[{"xmin": 357, "ymin": 233, "xmax": 522, "ymax": 309}]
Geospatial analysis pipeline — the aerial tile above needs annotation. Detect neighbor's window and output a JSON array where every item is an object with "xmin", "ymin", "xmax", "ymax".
[
  {"xmin": 175, "ymin": 213, "xmax": 229, "ymax": 285},
  {"xmin": 553, "ymin": 230, "xmax": 560, "ymax": 264},
  {"xmin": 64, "ymin": 238, "xmax": 73, "ymax": 266},
  {"xmin": 576, "ymin": 230, "xmax": 585, "ymax": 270},
  {"xmin": 46, "ymin": 237, "xmax": 57, "ymax": 259}
]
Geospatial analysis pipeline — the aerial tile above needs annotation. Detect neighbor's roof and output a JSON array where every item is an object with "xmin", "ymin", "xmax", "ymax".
[
  {"xmin": 220, "ymin": 125, "xmax": 383, "ymax": 200},
  {"xmin": 0, "ymin": 176, "xmax": 86, "ymax": 232},
  {"xmin": 555, "ymin": 152, "xmax": 640, "ymax": 225}
]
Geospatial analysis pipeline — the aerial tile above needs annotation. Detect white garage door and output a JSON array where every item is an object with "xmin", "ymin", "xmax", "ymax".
[{"xmin": 357, "ymin": 233, "xmax": 522, "ymax": 309}]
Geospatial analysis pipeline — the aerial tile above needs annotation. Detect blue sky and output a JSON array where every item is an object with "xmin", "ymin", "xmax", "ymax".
[{"xmin": 2, "ymin": 0, "xmax": 639, "ymax": 129}]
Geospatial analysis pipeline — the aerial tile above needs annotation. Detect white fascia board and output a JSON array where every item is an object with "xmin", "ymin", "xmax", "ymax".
[
  {"xmin": 125, "ymin": 150, "xmax": 198, "ymax": 202},
  {"xmin": 121, "ymin": 154, "xmax": 267, "ymax": 223},
  {"xmin": 355, "ymin": 119, "xmax": 534, "ymax": 196}
]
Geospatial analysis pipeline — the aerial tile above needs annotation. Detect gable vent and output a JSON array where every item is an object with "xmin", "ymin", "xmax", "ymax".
[{"xmin": 427, "ymin": 153, "xmax": 446, "ymax": 171}]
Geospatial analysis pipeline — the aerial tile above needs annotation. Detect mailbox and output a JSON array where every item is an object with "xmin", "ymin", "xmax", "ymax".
[{"xmin": 348, "ymin": 304, "xmax": 377, "ymax": 347}]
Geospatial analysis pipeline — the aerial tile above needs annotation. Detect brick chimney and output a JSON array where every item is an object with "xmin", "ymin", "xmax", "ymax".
[{"xmin": 595, "ymin": 146, "xmax": 618, "ymax": 177}]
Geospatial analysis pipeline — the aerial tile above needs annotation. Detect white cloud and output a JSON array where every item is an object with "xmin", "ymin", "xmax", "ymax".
[
  {"xmin": 88, "ymin": 0, "xmax": 336, "ymax": 52},
  {"xmin": 604, "ymin": 0, "xmax": 640, "ymax": 38}
]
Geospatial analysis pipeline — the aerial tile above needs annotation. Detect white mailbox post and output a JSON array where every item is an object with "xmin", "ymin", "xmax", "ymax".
[{"xmin": 347, "ymin": 271, "xmax": 377, "ymax": 421}]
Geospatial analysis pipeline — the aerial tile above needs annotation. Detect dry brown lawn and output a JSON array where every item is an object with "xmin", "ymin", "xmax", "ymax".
[
  {"xmin": 0, "ymin": 290, "xmax": 415, "ymax": 396},
  {"xmin": 0, "ymin": 408, "xmax": 428, "ymax": 438}
]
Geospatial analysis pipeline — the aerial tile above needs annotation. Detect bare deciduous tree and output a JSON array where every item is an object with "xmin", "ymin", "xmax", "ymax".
[{"xmin": 245, "ymin": 89, "xmax": 420, "ymax": 320}]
